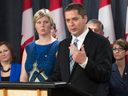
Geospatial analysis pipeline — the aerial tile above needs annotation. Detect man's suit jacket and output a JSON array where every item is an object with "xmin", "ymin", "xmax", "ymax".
[
  {"xmin": 0, "ymin": 62, "xmax": 21, "ymax": 82},
  {"xmin": 106, "ymin": 62, "xmax": 128, "ymax": 96},
  {"xmin": 47, "ymin": 29, "xmax": 112, "ymax": 96}
]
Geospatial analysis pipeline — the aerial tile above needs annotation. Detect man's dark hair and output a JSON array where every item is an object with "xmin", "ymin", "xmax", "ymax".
[
  {"xmin": 53, "ymin": 23, "xmax": 56, "ymax": 30},
  {"xmin": 87, "ymin": 19, "xmax": 104, "ymax": 31},
  {"xmin": 64, "ymin": 3, "xmax": 86, "ymax": 18}
]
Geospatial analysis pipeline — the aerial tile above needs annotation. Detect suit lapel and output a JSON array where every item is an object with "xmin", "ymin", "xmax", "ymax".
[
  {"xmin": 83, "ymin": 29, "xmax": 94, "ymax": 52},
  {"xmin": 123, "ymin": 62, "xmax": 128, "ymax": 82},
  {"xmin": 112, "ymin": 63, "xmax": 123, "ymax": 83},
  {"xmin": 9, "ymin": 62, "xmax": 15, "ymax": 81},
  {"xmin": 64, "ymin": 37, "xmax": 72, "ymax": 80}
]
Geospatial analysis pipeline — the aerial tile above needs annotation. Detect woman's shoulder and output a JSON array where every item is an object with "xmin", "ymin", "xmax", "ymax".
[
  {"xmin": 52, "ymin": 40, "xmax": 60, "ymax": 48},
  {"xmin": 25, "ymin": 41, "xmax": 35, "ymax": 47},
  {"xmin": 112, "ymin": 62, "xmax": 118, "ymax": 71},
  {"xmin": 25, "ymin": 41, "xmax": 36, "ymax": 50},
  {"xmin": 53, "ymin": 40, "xmax": 60, "ymax": 44}
]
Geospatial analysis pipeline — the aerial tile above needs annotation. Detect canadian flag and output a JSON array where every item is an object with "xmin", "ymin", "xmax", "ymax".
[
  {"xmin": 21, "ymin": 0, "xmax": 35, "ymax": 62},
  {"xmin": 98, "ymin": 0, "xmax": 116, "ymax": 46},
  {"xmin": 49, "ymin": 0, "xmax": 66, "ymax": 41},
  {"xmin": 125, "ymin": 0, "xmax": 128, "ymax": 62},
  {"xmin": 73, "ymin": 0, "xmax": 84, "ymax": 4}
]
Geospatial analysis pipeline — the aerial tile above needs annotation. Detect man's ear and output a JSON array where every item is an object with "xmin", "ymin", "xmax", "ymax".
[
  {"xmin": 84, "ymin": 15, "xmax": 87, "ymax": 24},
  {"xmin": 50, "ymin": 26, "xmax": 53, "ymax": 30},
  {"xmin": 55, "ymin": 29, "xmax": 58, "ymax": 36},
  {"xmin": 101, "ymin": 32, "xmax": 104, "ymax": 36}
]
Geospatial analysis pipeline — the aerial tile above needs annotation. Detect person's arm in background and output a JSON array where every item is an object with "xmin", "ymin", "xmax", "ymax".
[{"xmin": 20, "ymin": 49, "xmax": 29, "ymax": 82}]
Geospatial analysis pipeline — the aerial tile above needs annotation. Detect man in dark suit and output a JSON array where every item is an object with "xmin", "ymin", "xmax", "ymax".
[{"xmin": 47, "ymin": 3, "xmax": 112, "ymax": 96}]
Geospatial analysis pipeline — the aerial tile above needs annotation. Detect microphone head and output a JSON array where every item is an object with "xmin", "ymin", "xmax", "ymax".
[
  {"xmin": 33, "ymin": 69, "xmax": 43, "ymax": 82},
  {"xmin": 39, "ymin": 69, "xmax": 43, "ymax": 73}
]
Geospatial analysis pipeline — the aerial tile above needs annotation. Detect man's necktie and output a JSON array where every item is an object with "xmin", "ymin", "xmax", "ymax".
[{"xmin": 69, "ymin": 38, "xmax": 78, "ymax": 74}]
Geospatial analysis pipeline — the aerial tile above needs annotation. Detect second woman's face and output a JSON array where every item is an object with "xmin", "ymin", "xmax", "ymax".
[
  {"xmin": 113, "ymin": 44, "xmax": 126, "ymax": 60},
  {"xmin": 0, "ymin": 44, "xmax": 11, "ymax": 63},
  {"xmin": 35, "ymin": 15, "xmax": 52, "ymax": 36}
]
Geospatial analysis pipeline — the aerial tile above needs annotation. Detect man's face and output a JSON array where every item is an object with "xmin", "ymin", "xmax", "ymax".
[
  {"xmin": 65, "ymin": 10, "xmax": 87, "ymax": 37},
  {"xmin": 87, "ymin": 23, "xmax": 104, "ymax": 36},
  {"xmin": 51, "ymin": 28, "xmax": 57, "ymax": 38}
]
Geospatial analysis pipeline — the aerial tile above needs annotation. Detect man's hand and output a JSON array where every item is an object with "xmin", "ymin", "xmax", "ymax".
[{"xmin": 69, "ymin": 44, "xmax": 87, "ymax": 64}]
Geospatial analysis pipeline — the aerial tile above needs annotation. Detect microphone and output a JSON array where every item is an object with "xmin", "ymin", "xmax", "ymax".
[
  {"xmin": 39, "ymin": 69, "xmax": 43, "ymax": 74},
  {"xmin": 33, "ymin": 69, "xmax": 43, "ymax": 82}
]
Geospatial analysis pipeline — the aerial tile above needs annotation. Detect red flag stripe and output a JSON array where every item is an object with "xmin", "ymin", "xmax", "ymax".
[
  {"xmin": 73, "ymin": 0, "xmax": 84, "ymax": 5},
  {"xmin": 49, "ymin": 0, "xmax": 62, "ymax": 11},
  {"xmin": 21, "ymin": 36, "xmax": 34, "ymax": 63},
  {"xmin": 21, "ymin": 0, "xmax": 34, "ymax": 63},
  {"xmin": 23, "ymin": 0, "xmax": 32, "ymax": 12},
  {"xmin": 21, "ymin": 35, "xmax": 23, "ymax": 39},
  {"xmin": 125, "ymin": 33, "xmax": 128, "ymax": 39},
  {"xmin": 21, "ymin": 37, "xmax": 34, "ymax": 49},
  {"xmin": 99, "ymin": 0, "xmax": 111, "ymax": 9},
  {"xmin": 22, "ymin": 36, "xmax": 34, "ymax": 46},
  {"xmin": 125, "ymin": 0, "xmax": 128, "ymax": 62}
]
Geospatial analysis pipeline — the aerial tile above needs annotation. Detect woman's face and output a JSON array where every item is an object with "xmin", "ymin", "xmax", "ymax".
[
  {"xmin": 113, "ymin": 44, "xmax": 127, "ymax": 60},
  {"xmin": 35, "ymin": 15, "xmax": 52, "ymax": 36},
  {"xmin": 0, "ymin": 44, "xmax": 11, "ymax": 63}
]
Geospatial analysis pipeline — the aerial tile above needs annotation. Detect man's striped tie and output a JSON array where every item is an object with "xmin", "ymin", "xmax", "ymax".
[{"xmin": 69, "ymin": 38, "xmax": 78, "ymax": 74}]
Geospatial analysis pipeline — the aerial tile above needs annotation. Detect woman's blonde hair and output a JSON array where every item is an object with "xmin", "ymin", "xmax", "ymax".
[{"xmin": 33, "ymin": 9, "xmax": 54, "ymax": 27}]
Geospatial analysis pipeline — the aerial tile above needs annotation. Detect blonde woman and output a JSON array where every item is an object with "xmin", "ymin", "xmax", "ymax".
[{"xmin": 20, "ymin": 9, "xmax": 59, "ymax": 82}]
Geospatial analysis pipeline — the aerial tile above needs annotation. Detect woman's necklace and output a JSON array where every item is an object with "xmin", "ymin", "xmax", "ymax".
[{"xmin": 0, "ymin": 63, "xmax": 11, "ymax": 72}]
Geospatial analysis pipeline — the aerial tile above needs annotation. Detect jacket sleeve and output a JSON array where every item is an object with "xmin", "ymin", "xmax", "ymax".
[{"xmin": 84, "ymin": 38, "xmax": 112, "ymax": 83}]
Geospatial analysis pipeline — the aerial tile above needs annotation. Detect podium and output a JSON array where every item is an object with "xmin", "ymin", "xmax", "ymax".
[{"xmin": 0, "ymin": 82, "xmax": 92, "ymax": 96}]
